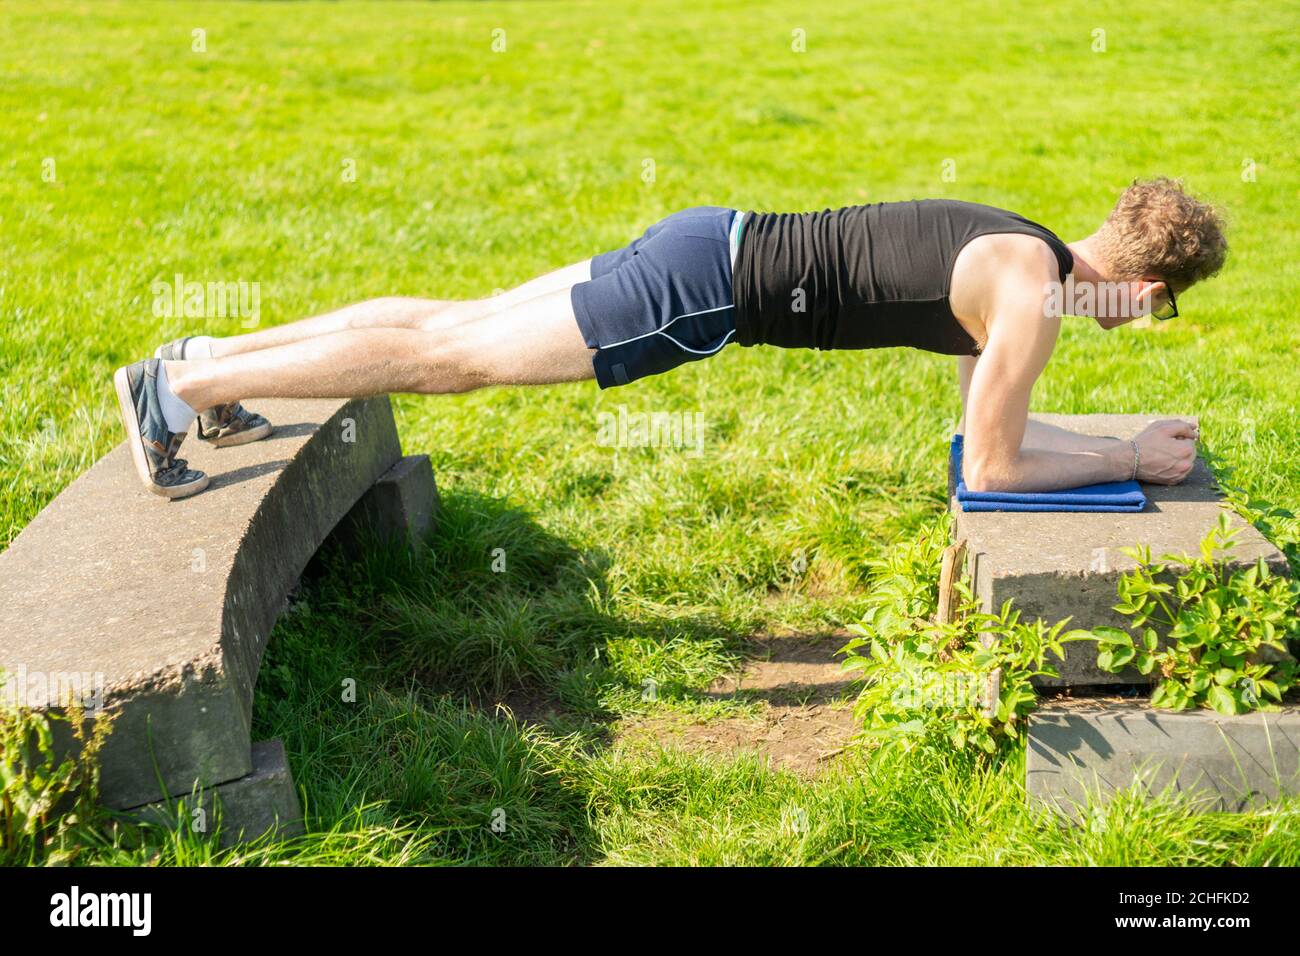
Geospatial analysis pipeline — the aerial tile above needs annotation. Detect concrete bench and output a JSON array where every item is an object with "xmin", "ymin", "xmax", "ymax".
[
  {"xmin": 0, "ymin": 396, "xmax": 438, "ymax": 844},
  {"xmin": 949, "ymin": 413, "xmax": 1288, "ymax": 686}
]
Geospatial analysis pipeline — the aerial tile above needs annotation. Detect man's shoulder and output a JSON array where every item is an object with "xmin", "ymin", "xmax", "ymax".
[
  {"xmin": 968, "ymin": 230, "xmax": 1062, "ymax": 273},
  {"xmin": 952, "ymin": 231, "xmax": 1063, "ymax": 318}
]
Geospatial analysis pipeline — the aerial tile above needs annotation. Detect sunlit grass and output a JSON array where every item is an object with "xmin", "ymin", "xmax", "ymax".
[{"xmin": 1, "ymin": 0, "xmax": 1296, "ymax": 865}]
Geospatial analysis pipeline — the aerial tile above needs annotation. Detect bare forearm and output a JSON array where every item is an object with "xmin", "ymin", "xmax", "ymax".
[
  {"xmin": 969, "ymin": 441, "xmax": 1133, "ymax": 492},
  {"xmin": 1020, "ymin": 419, "xmax": 1121, "ymax": 455}
]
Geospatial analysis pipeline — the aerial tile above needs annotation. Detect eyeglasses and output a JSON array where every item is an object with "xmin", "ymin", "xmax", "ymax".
[{"xmin": 1152, "ymin": 283, "xmax": 1178, "ymax": 321}]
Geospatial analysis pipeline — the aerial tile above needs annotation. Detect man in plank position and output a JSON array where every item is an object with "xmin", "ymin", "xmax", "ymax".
[{"xmin": 114, "ymin": 177, "xmax": 1225, "ymax": 499}]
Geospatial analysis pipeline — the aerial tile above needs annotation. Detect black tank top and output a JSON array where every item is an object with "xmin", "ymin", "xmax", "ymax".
[{"xmin": 732, "ymin": 199, "xmax": 1073, "ymax": 355}]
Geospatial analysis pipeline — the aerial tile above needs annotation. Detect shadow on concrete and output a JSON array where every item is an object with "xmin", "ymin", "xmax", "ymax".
[
  {"xmin": 1139, "ymin": 459, "xmax": 1232, "ymax": 513},
  {"xmin": 205, "ymin": 459, "xmax": 292, "ymax": 492},
  {"xmin": 258, "ymin": 421, "xmax": 320, "ymax": 441}
]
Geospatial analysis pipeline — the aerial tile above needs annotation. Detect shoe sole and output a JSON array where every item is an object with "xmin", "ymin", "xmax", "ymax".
[
  {"xmin": 204, "ymin": 421, "xmax": 273, "ymax": 448},
  {"xmin": 113, "ymin": 366, "xmax": 210, "ymax": 500}
]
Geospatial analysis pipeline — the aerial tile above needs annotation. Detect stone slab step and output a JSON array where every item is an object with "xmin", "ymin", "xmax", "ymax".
[
  {"xmin": 125, "ymin": 738, "xmax": 304, "ymax": 847},
  {"xmin": 1027, "ymin": 698, "xmax": 1300, "ymax": 816}
]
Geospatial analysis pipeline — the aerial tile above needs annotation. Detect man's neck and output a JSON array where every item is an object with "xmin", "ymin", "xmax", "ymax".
[{"xmin": 1065, "ymin": 237, "xmax": 1109, "ymax": 285}]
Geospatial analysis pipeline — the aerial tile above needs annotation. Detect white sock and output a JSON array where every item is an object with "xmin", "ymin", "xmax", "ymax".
[
  {"xmin": 183, "ymin": 335, "xmax": 215, "ymax": 360},
  {"xmin": 155, "ymin": 361, "xmax": 199, "ymax": 434}
]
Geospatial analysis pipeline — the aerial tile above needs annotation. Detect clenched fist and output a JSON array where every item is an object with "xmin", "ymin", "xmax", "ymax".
[{"xmin": 1132, "ymin": 419, "xmax": 1199, "ymax": 484}]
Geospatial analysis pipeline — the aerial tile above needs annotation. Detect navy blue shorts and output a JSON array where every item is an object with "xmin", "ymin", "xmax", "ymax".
[{"xmin": 571, "ymin": 206, "xmax": 739, "ymax": 389}]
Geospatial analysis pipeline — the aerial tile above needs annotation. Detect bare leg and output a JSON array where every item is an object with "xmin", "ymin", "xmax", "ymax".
[
  {"xmin": 480, "ymin": 260, "xmax": 593, "ymax": 311},
  {"xmin": 166, "ymin": 286, "xmax": 595, "ymax": 410},
  {"xmin": 208, "ymin": 261, "xmax": 592, "ymax": 357},
  {"xmin": 210, "ymin": 298, "xmax": 456, "ymax": 357}
]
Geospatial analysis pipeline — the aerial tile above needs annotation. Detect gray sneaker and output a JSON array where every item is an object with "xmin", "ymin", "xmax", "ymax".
[
  {"xmin": 112, "ymin": 359, "xmax": 210, "ymax": 499},
  {"xmin": 196, "ymin": 402, "xmax": 273, "ymax": 447},
  {"xmin": 155, "ymin": 338, "xmax": 273, "ymax": 447}
]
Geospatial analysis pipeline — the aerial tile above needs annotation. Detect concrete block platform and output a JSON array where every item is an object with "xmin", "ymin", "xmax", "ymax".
[
  {"xmin": 0, "ymin": 396, "xmax": 414, "ymax": 822},
  {"xmin": 126, "ymin": 739, "xmax": 304, "ymax": 847},
  {"xmin": 949, "ymin": 414, "xmax": 1289, "ymax": 686},
  {"xmin": 1028, "ymin": 698, "xmax": 1300, "ymax": 816},
  {"xmin": 327, "ymin": 453, "xmax": 440, "ymax": 553}
]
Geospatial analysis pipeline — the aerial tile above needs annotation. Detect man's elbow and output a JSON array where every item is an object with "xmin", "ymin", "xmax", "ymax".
[{"xmin": 963, "ymin": 460, "xmax": 1015, "ymax": 494}]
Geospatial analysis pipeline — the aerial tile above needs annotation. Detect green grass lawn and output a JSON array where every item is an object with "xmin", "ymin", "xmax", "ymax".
[{"xmin": 2, "ymin": 0, "xmax": 1298, "ymax": 865}]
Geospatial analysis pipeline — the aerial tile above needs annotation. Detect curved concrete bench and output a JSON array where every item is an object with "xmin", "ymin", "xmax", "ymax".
[{"xmin": 0, "ymin": 396, "xmax": 437, "ymax": 842}]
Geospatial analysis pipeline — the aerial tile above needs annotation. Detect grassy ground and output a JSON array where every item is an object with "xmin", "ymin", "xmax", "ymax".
[{"xmin": 1, "ymin": 0, "xmax": 1298, "ymax": 865}]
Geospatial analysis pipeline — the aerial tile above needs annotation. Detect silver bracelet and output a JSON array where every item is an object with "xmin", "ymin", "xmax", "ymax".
[{"xmin": 1129, "ymin": 439, "xmax": 1140, "ymax": 482}]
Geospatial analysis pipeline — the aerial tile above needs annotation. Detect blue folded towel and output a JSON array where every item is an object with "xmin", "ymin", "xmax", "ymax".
[{"xmin": 951, "ymin": 434, "xmax": 1146, "ymax": 513}]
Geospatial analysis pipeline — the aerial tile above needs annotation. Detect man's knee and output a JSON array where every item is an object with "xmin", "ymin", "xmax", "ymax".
[
  {"xmin": 416, "ymin": 299, "xmax": 487, "ymax": 333},
  {"xmin": 353, "ymin": 296, "xmax": 456, "ymax": 330},
  {"xmin": 411, "ymin": 325, "xmax": 497, "ymax": 393}
]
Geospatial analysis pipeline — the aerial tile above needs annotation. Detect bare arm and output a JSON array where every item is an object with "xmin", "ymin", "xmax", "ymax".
[
  {"xmin": 959, "ymin": 356, "xmax": 1119, "ymax": 454},
  {"xmin": 960, "ymin": 296, "xmax": 1134, "ymax": 492},
  {"xmin": 954, "ymin": 237, "xmax": 1197, "ymax": 491}
]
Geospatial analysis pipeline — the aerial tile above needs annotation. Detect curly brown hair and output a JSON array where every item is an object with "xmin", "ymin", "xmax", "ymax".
[{"xmin": 1093, "ymin": 178, "xmax": 1227, "ymax": 292}]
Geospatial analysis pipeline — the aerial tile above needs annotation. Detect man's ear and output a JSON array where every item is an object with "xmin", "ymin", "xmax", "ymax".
[{"xmin": 1134, "ymin": 279, "xmax": 1165, "ymax": 311}]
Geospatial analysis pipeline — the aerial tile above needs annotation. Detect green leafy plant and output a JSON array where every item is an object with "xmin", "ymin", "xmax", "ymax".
[
  {"xmin": 1090, "ymin": 513, "xmax": 1300, "ymax": 714},
  {"xmin": 841, "ymin": 516, "xmax": 1086, "ymax": 755},
  {"xmin": 0, "ymin": 682, "xmax": 113, "ymax": 865},
  {"xmin": 1206, "ymin": 457, "xmax": 1300, "ymax": 575}
]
